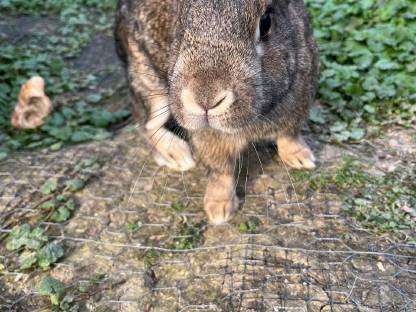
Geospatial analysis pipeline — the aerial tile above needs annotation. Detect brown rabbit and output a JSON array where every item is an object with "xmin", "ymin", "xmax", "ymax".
[{"xmin": 115, "ymin": 0, "xmax": 319, "ymax": 224}]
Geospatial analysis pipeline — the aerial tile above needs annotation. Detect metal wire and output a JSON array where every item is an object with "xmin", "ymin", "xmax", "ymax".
[{"xmin": 0, "ymin": 130, "xmax": 415, "ymax": 312}]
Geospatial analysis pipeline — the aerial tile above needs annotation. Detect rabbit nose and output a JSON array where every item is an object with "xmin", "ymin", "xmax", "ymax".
[
  {"xmin": 208, "ymin": 90, "xmax": 235, "ymax": 116},
  {"xmin": 181, "ymin": 88, "xmax": 235, "ymax": 115}
]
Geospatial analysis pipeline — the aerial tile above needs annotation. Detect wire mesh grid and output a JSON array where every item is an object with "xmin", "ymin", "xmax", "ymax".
[{"xmin": 1, "ymin": 129, "xmax": 415, "ymax": 312}]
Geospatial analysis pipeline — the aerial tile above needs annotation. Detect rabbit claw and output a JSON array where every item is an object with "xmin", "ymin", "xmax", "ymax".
[
  {"xmin": 278, "ymin": 136, "xmax": 316, "ymax": 170},
  {"xmin": 204, "ymin": 173, "xmax": 238, "ymax": 225},
  {"xmin": 148, "ymin": 128, "xmax": 196, "ymax": 172}
]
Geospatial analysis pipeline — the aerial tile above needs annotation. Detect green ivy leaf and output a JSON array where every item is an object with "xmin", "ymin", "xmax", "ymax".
[
  {"xmin": 19, "ymin": 250, "xmax": 38, "ymax": 269},
  {"xmin": 47, "ymin": 126, "xmax": 73, "ymax": 141},
  {"xmin": 90, "ymin": 111, "xmax": 114, "ymax": 127},
  {"xmin": 40, "ymin": 199, "xmax": 56, "ymax": 210},
  {"xmin": 40, "ymin": 178, "xmax": 58, "ymax": 195},
  {"xmin": 86, "ymin": 93, "xmax": 102, "ymax": 103},
  {"xmin": 375, "ymin": 59, "xmax": 400, "ymax": 70},
  {"xmin": 38, "ymin": 276, "xmax": 65, "ymax": 306},
  {"xmin": 65, "ymin": 179, "xmax": 85, "ymax": 192},
  {"xmin": 37, "ymin": 243, "xmax": 65, "ymax": 269},
  {"xmin": 50, "ymin": 206, "xmax": 71, "ymax": 222},
  {"xmin": 70, "ymin": 131, "xmax": 94, "ymax": 142},
  {"xmin": 6, "ymin": 224, "xmax": 48, "ymax": 251},
  {"xmin": 309, "ymin": 106, "xmax": 326, "ymax": 124},
  {"xmin": 350, "ymin": 128, "xmax": 366, "ymax": 141}
]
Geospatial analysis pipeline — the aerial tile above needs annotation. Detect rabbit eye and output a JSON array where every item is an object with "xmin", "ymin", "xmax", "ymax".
[{"xmin": 259, "ymin": 13, "xmax": 271, "ymax": 38}]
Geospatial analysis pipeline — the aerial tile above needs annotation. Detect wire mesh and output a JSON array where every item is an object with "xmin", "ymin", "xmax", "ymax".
[{"xmin": 1, "ymin": 129, "xmax": 415, "ymax": 312}]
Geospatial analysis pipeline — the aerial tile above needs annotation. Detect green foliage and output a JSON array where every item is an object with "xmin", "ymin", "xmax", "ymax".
[
  {"xmin": 38, "ymin": 276, "xmax": 66, "ymax": 306},
  {"xmin": 141, "ymin": 250, "xmax": 162, "ymax": 268},
  {"xmin": 19, "ymin": 251, "xmax": 38, "ymax": 269},
  {"xmin": 343, "ymin": 165, "xmax": 416, "ymax": 236},
  {"xmin": 5, "ymin": 158, "xmax": 100, "ymax": 270},
  {"xmin": 238, "ymin": 217, "xmax": 260, "ymax": 234},
  {"xmin": 171, "ymin": 222, "xmax": 205, "ymax": 250},
  {"xmin": 38, "ymin": 273, "xmax": 106, "ymax": 311},
  {"xmin": 170, "ymin": 201, "xmax": 186, "ymax": 212},
  {"xmin": 40, "ymin": 158, "xmax": 101, "ymax": 223},
  {"xmin": 6, "ymin": 224, "xmax": 64, "ymax": 269},
  {"xmin": 0, "ymin": 0, "xmax": 117, "ymax": 14},
  {"xmin": 51, "ymin": 199, "xmax": 76, "ymax": 223},
  {"xmin": 40, "ymin": 178, "xmax": 59, "ymax": 195},
  {"xmin": 293, "ymin": 158, "xmax": 416, "ymax": 239},
  {"xmin": 37, "ymin": 243, "xmax": 65, "ymax": 270},
  {"xmin": 6, "ymin": 224, "xmax": 48, "ymax": 251},
  {"xmin": 65, "ymin": 179, "xmax": 86, "ymax": 192},
  {"xmin": 1, "ymin": 97, "xmax": 130, "ymax": 157},
  {"xmin": 0, "ymin": 0, "xmax": 129, "ymax": 159},
  {"xmin": 41, "ymin": 196, "xmax": 76, "ymax": 223},
  {"xmin": 306, "ymin": 0, "xmax": 416, "ymax": 141},
  {"xmin": 126, "ymin": 220, "xmax": 143, "ymax": 231}
]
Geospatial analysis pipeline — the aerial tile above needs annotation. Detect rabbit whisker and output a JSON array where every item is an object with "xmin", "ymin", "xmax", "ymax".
[
  {"xmin": 124, "ymin": 123, "xmax": 169, "ymax": 208},
  {"xmin": 251, "ymin": 141, "xmax": 265, "ymax": 176}
]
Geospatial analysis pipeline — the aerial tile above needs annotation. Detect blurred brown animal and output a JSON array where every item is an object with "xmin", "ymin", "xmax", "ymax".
[{"xmin": 115, "ymin": 0, "xmax": 319, "ymax": 224}]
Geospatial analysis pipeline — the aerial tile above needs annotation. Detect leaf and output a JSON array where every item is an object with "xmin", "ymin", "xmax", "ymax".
[
  {"xmin": 92, "ymin": 129, "xmax": 112, "ymax": 140},
  {"xmin": 65, "ymin": 179, "xmax": 85, "ymax": 192},
  {"xmin": 364, "ymin": 105, "xmax": 376, "ymax": 114},
  {"xmin": 239, "ymin": 222, "xmax": 249, "ymax": 233},
  {"xmin": 40, "ymin": 200, "xmax": 56, "ymax": 210},
  {"xmin": 90, "ymin": 111, "xmax": 114, "ymax": 127},
  {"xmin": 309, "ymin": 106, "xmax": 326, "ymax": 124},
  {"xmin": 50, "ymin": 142, "xmax": 63, "ymax": 151},
  {"xmin": 50, "ymin": 206, "xmax": 71, "ymax": 222},
  {"xmin": 19, "ymin": 251, "xmax": 38, "ymax": 269},
  {"xmin": 350, "ymin": 128, "xmax": 366, "ymax": 141},
  {"xmin": 60, "ymin": 294, "xmax": 76, "ymax": 311},
  {"xmin": 70, "ymin": 131, "xmax": 94, "ymax": 142},
  {"xmin": 64, "ymin": 199, "xmax": 76, "ymax": 210},
  {"xmin": 334, "ymin": 130, "xmax": 352, "ymax": 142},
  {"xmin": 38, "ymin": 276, "xmax": 65, "ymax": 306},
  {"xmin": 6, "ymin": 224, "xmax": 48, "ymax": 251},
  {"xmin": 375, "ymin": 59, "xmax": 400, "ymax": 70},
  {"xmin": 361, "ymin": 0, "xmax": 375, "ymax": 10},
  {"xmin": 40, "ymin": 178, "xmax": 58, "ymax": 195},
  {"xmin": 330, "ymin": 121, "xmax": 348, "ymax": 133},
  {"xmin": 61, "ymin": 107, "xmax": 76, "ymax": 119},
  {"xmin": 47, "ymin": 126, "xmax": 73, "ymax": 141},
  {"xmin": 37, "ymin": 243, "xmax": 65, "ymax": 269},
  {"xmin": 86, "ymin": 93, "xmax": 102, "ymax": 103},
  {"xmin": 46, "ymin": 113, "xmax": 65, "ymax": 127}
]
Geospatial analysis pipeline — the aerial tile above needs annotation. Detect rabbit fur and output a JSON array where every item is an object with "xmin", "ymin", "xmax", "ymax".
[{"xmin": 115, "ymin": 0, "xmax": 319, "ymax": 224}]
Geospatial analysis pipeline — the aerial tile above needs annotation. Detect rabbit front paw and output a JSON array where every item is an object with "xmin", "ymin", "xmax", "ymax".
[
  {"xmin": 277, "ymin": 136, "xmax": 316, "ymax": 170},
  {"xmin": 147, "ymin": 128, "xmax": 196, "ymax": 172},
  {"xmin": 204, "ymin": 173, "xmax": 238, "ymax": 225}
]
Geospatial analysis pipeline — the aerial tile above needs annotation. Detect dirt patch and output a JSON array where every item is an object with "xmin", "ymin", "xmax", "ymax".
[{"xmin": 1, "ymin": 126, "xmax": 415, "ymax": 311}]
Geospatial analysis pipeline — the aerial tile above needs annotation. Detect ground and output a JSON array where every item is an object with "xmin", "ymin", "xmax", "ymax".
[{"xmin": 0, "ymin": 2, "xmax": 416, "ymax": 312}]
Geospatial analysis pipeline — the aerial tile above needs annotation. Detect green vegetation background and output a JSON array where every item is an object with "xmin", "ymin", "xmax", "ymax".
[{"xmin": 0, "ymin": 1, "xmax": 414, "ymax": 308}]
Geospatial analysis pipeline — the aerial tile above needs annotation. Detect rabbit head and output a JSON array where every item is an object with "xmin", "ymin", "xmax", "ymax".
[{"xmin": 168, "ymin": 0, "xmax": 275, "ymax": 134}]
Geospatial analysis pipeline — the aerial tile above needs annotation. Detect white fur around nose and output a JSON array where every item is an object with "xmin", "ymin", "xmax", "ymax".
[
  {"xmin": 208, "ymin": 90, "xmax": 235, "ymax": 116},
  {"xmin": 181, "ymin": 88, "xmax": 205, "ymax": 115}
]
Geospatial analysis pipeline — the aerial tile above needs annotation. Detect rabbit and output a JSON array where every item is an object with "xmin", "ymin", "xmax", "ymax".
[{"xmin": 115, "ymin": 0, "xmax": 319, "ymax": 225}]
